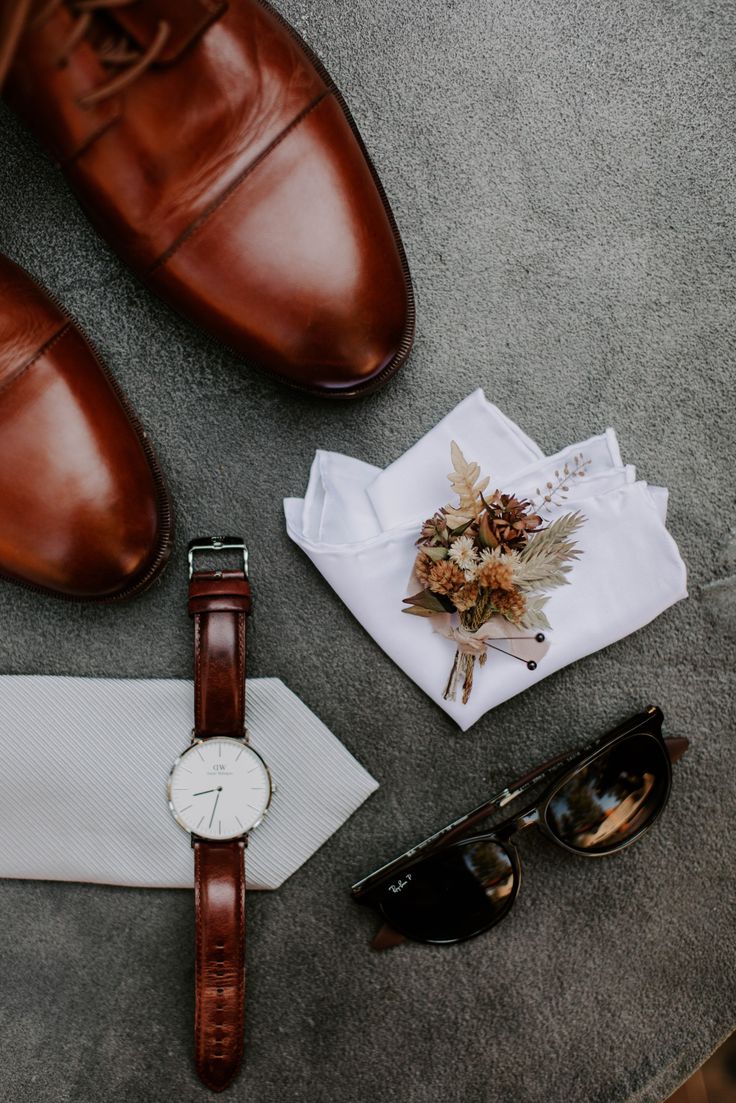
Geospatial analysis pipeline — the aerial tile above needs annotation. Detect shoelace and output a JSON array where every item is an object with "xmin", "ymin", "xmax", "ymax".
[{"xmin": 0, "ymin": 0, "xmax": 170, "ymax": 107}]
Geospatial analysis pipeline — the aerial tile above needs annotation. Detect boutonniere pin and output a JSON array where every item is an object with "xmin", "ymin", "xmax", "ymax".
[{"xmin": 402, "ymin": 443, "xmax": 587, "ymax": 705}]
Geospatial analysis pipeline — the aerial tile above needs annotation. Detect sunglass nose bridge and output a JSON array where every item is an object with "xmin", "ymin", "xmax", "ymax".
[
  {"xmin": 496, "ymin": 805, "xmax": 540, "ymax": 841},
  {"xmin": 514, "ymin": 807, "xmax": 541, "ymax": 832}
]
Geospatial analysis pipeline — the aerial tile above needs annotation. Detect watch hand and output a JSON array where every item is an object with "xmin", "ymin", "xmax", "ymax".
[
  {"xmin": 208, "ymin": 789, "xmax": 221, "ymax": 829},
  {"xmin": 193, "ymin": 789, "xmax": 216, "ymax": 797}
]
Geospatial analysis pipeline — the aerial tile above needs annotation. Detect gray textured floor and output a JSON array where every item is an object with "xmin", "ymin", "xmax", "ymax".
[{"xmin": 0, "ymin": 2, "xmax": 734, "ymax": 1102}]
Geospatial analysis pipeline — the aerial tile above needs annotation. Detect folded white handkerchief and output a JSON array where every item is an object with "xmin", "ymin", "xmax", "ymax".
[
  {"xmin": 367, "ymin": 389, "xmax": 544, "ymax": 530},
  {"xmin": 285, "ymin": 393, "xmax": 687, "ymax": 731},
  {"xmin": 0, "ymin": 676, "xmax": 377, "ymax": 890},
  {"xmin": 303, "ymin": 450, "xmax": 382, "ymax": 543}
]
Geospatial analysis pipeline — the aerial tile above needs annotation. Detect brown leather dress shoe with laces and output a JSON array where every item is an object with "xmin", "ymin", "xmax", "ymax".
[
  {"xmin": 0, "ymin": 252, "xmax": 172, "ymax": 601},
  {"xmin": 1, "ymin": 0, "xmax": 414, "ymax": 398}
]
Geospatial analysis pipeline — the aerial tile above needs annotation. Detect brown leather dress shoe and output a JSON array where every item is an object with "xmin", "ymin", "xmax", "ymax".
[
  {"xmin": 2, "ymin": 0, "xmax": 414, "ymax": 398},
  {"xmin": 0, "ymin": 253, "xmax": 172, "ymax": 600}
]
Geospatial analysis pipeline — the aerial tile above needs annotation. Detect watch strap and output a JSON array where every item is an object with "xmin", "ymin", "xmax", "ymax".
[
  {"xmin": 189, "ymin": 570, "xmax": 252, "ymax": 738},
  {"xmin": 188, "ymin": 561, "xmax": 252, "ymax": 1090},
  {"xmin": 193, "ymin": 838, "xmax": 247, "ymax": 1092}
]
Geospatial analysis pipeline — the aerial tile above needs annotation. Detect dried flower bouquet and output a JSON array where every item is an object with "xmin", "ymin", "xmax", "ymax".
[{"xmin": 403, "ymin": 442, "xmax": 586, "ymax": 705}]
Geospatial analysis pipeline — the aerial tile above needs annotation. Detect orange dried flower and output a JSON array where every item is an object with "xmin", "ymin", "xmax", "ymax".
[
  {"xmin": 427, "ymin": 560, "xmax": 466, "ymax": 595},
  {"xmin": 452, "ymin": 582, "xmax": 479, "ymax": 612},
  {"xmin": 414, "ymin": 551, "xmax": 434, "ymax": 587},
  {"xmin": 492, "ymin": 587, "xmax": 527, "ymax": 624},
  {"xmin": 478, "ymin": 557, "xmax": 515, "ymax": 591}
]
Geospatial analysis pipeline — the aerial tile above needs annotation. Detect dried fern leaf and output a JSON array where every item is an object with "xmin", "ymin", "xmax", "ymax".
[{"xmin": 444, "ymin": 441, "xmax": 489, "ymax": 525}]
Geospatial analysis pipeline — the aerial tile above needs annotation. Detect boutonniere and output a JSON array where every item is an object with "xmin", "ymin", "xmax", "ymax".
[{"xmin": 402, "ymin": 442, "xmax": 587, "ymax": 705}]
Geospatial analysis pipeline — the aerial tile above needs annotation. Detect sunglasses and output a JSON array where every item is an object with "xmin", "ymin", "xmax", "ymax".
[{"xmin": 352, "ymin": 707, "xmax": 689, "ymax": 948}]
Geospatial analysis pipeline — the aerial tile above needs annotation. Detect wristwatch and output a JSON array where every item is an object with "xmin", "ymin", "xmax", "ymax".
[{"xmin": 167, "ymin": 537, "xmax": 272, "ymax": 1091}]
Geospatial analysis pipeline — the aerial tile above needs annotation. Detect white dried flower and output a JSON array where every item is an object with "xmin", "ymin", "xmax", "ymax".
[
  {"xmin": 449, "ymin": 535, "xmax": 478, "ymax": 572},
  {"xmin": 479, "ymin": 546, "xmax": 510, "ymax": 568}
]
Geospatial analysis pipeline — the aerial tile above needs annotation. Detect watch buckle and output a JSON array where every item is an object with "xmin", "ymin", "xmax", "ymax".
[{"xmin": 188, "ymin": 536, "xmax": 249, "ymax": 579}]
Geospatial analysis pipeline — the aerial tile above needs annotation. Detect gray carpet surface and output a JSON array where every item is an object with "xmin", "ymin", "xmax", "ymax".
[{"xmin": 0, "ymin": 1, "xmax": 734, "ymax": 1101}]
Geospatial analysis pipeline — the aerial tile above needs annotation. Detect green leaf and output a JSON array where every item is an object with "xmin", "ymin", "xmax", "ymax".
[
  {"xmin": 425, "ymin": 546, "xmax": 449, "ymax": 562},
  {"xmin": 447, "ymin": 517, "xmax": 474, "ymax": 538},
  {"xmin": 519, "ymin": 594, "xmax": 552, "ymax": 630},
  {"xmin": 402, "ymin": 590, "xmax": 449, "ymax": 615}
]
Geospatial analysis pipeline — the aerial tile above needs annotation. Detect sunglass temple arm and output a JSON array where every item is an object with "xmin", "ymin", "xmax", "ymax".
[
  {"xmin": 351, "ymin": 746, "xmax": 582, "ymax": 899},
  {"xmin": 353, "ymin": 715, "xmax": 686, "ymax": 900}
]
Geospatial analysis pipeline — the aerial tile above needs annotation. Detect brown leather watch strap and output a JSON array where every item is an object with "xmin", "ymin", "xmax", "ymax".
[
  {"xmin": 188, "ymin": 562, "xmax": 252, "ymax": 1091},
  {"xmin": 189, "ymin": 570, "xmax": 252, "ymax": 738},
  {"xmin": 193, "ymin": 838, "xmax": 247, "ymax": 1091}
]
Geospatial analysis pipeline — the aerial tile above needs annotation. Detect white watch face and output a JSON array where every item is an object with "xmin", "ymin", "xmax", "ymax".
[{"xmin": 167, "ymin": 737, "xmax": 272, "ymax": 840}]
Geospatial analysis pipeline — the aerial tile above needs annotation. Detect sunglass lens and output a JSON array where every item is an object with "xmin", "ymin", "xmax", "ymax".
[
  {"xmin": 545, "ymin": 732, "xmax": 671, "ymax": 855},
  {"xmin": 377, "ymin": 838, "xmax": 518, "ymax": 944}
]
